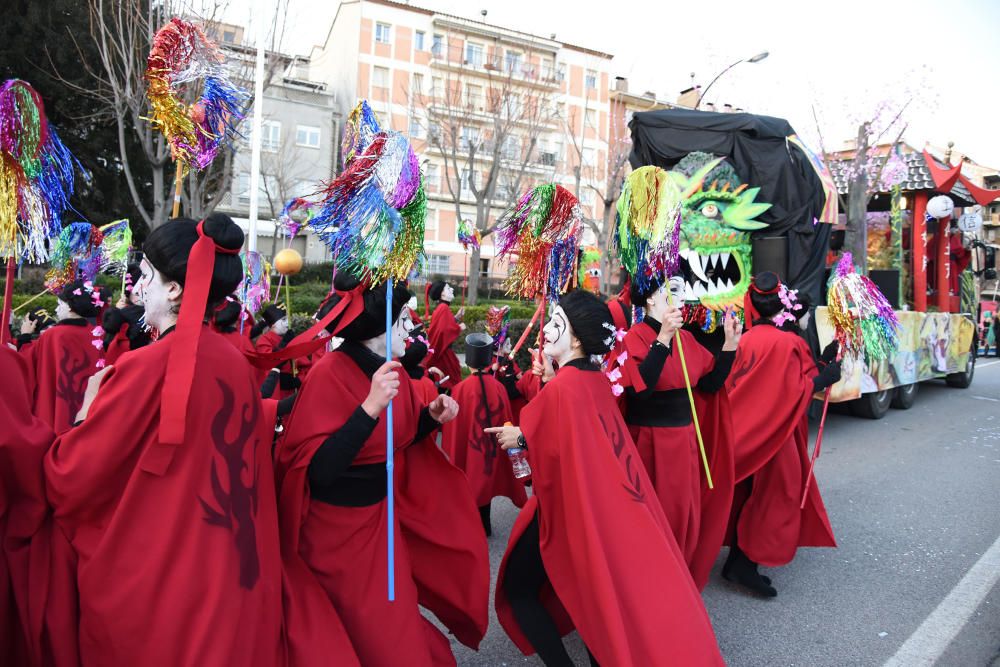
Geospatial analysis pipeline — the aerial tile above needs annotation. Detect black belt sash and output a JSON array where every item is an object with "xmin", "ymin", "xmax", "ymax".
[
  {"xmin": 625, "ymin": 388, "xmax": 693, "ymax": 427},
  {"xmin": 311, "ymin": 463, "xmax": 387, "ymax": 507}
]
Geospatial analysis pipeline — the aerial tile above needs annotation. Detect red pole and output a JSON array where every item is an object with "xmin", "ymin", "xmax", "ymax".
[
  {"xmin": 912, "ymin": 192, "xmax": 928, "ymax": 312},
  {"xmin": 801, "ymin": 386, "xmax": 832, "ymax": 509},
  {"xmin": 462, "ymin": 251, "xmax": 468, "ymax": 307},
  {"xmin": 936, "ymin": 215, "xmax": 951, "ymax": 312},
  {"xmin": 1, "ymin": 258, "xmax": 15, "ymax": 347}
]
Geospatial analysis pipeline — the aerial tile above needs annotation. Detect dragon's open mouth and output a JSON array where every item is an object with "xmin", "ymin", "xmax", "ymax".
[{"xmin": 679, "ymin": 247, "xmax": 744, "ymax": 302}]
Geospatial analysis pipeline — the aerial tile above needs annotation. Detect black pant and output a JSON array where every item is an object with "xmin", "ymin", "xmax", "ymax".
[{"xmin": 503, "ymin": 514, "xmax": 599, "ymax": 667}]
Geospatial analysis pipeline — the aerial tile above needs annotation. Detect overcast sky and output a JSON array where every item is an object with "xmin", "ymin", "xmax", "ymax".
[{"xmin": 229, "ymin": 0, "xmax": 1000, "ymax": 169}]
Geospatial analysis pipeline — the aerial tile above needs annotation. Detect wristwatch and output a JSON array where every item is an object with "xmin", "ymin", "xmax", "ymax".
[{"xmin": 516, "ymin": 434, "xmax": 527, "ymax": 450}]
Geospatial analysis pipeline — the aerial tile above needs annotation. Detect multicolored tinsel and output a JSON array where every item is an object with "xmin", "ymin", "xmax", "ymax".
[
  {"xmin": 278, "ymin": 197, "xmax": 318, "ymax": 240},
  {"xmin": 457, "ymin": 219, "xmax": 481, "ymax": 251},
  {"xmin": 310, "ymin": 128, "xmax": 425, "ymax": 282},
  {"xmin": 44, "ymin": 222, "xmax": 104, "ymax": 292},
  {"xmin": 240, "ymin": 250, "xmax": 271, "ymax": 313},
  {"xmin": 145, "ymin": 18, "xmax": 248, "ymax": 172},
  {"xmin": 613, "ymin": 165, "xmax": 685, "ymax": 295},
  {"xmin": 826, "ymin": 252, "xmax": 901, "ymax": 362},
  {"xmin": 98, "ymin": 219, "xmax": 132, "ymax": 275},
  {"xmin": 484, "ymin": 305, "xmax": 511, "ymax": 348},
  {"xmin": 341, "ymin": 100, "xmax": 382, "ymax": 167},
  {"xmin": 495, "ymin": 184, "xmax": 582, "ymax": 299},
  {"xmin": 0, "ymin": 79, "xmax": 77, "ymax": 262}
]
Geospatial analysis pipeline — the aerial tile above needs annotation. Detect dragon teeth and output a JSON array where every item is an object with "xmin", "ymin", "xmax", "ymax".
[
  {"xmin": 690, "ymin": 253, "xmax": 709, "ymax": 282},
  {"xmin": 684, "ymin": 282, "xmax": 696, "ymax": 301}
]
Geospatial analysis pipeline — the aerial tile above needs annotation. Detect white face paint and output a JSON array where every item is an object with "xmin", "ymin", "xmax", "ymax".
[
  {"xmin": 798, "ymin": 309, "xmax": 812, "ymax": 332},
  {"xmin": 55, "ymin": 299, "xmax": 72, "ymax": 321},
  {"xmin": 136, "ymin": 258, "xmax": 178, "ymax": 332},
  {"xmin": 392, "ymin": 307, "xmax": 414, "ymax": 354},
  {"xmin": 542, "ymin": 305, "xmax": 574, "ymax": 365},
  {"xmin": 271, "ymin": 318, "xmax": 289, "ymax": 336},
  {"xmin": 442, "ymin": 283, "xmax": 455, "ymax": 302}
]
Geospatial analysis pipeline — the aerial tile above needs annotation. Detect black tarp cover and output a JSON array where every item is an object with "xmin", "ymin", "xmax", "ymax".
[{"xmin": 629, "ymin": 108, "xmax": 831, "ymax": 305}]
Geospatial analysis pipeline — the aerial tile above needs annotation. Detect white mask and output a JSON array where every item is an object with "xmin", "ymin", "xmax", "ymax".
[
  {"xmin": 442, "ymin": 283, "xmax": 455, "ymax": 302},
  {"xmin": 136, "ymin": 258, "xmax": 179, "ymax": 332},
  {"xmin": 55, "ymin": 299, "xmax": 72, "ymax": 321},
  {"xmin": 271, "ymin": 318, "xmax": 289, "ymax": 336},
  {"xmin": 542, "ymin": 305, "xmax": 575, "ymax": 366}
]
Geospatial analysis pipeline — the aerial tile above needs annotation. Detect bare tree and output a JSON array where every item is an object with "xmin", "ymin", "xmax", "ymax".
[
  {"xmin": 812, "ymin": 100, "xmax": 910, "ymax": 272},
  {"xmin": 48, "ymin": 0, "xmax": 288, "ymax": 231},
  {"xmin": 411, "ymin": 44, "xmax": 561, "ymax": 304},
  {"xmin": 589, "ymin": 111, "xmax": 632, "ymax": 293}
]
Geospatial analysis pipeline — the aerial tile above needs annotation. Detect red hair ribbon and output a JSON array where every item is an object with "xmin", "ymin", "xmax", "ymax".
[
  {"xmin": 742, "ymin": 277, "xmax": 781, "ymax": 331},
  {"xmin": 143, "ymin": 220, "xmax": 240, "ymax": 475}
]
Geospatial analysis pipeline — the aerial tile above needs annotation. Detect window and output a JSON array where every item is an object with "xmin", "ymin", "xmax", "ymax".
[
  {"xmin": 582, "ymin": 147, "xmax": 596, "ymax": 167},
  {"xmin": 236, "ymin": 172, "xmax": 279, "ymax": 206},
  {"xmin": 502, "ymin": 135, "xmax": 520, "ymax": 161},
  {"xmin": 541, "ymin": 58, "xmax": 555, "ymax": 80},
  {"xmin": 408, "ymin": 114, "xmax": 424, "ymax": 139},
  {"xmin": 295, "ymin": 125, "xmax": 321, "ymax": 148},
  {"xmin": 585, "ymin": 108, "xmax": 597, "ymax": 129},
  {"xmin": 465, "ymin": 83, "xmax": 483, "ymax": 110},
  {"xmin": 585, "ymin": 69, "xmax": 597, "ymax": 89},
  {"xmin": 501, "ymin": 94, "xmax": 521, "ymax": 119},
  {"xmin": 424, "ymin": 208, "xmax": 438, "ymax": 231},
  {"xmin": 375, "ymin": 23, "xmax": 391, "ymax": 44},
  {"xmin": 461, "ymin": 168, "xmax": 477, "ymax": 197},
  {"xmin": 426, "ymin": 254, "xmax": 450, "ymax": 274},
  {"xmin": 431, "ymin": 76, "xmax": 442, "ymax": 99},
  {"xmin": 415, "ymin": 30, "xmax": 426, "ymax": 51},
  {"xmin": 479, "ymin": 258, "xmax": 490, "ymax": 278},
  {"xmin": 412, "ymin": 73, "xmax": 424, "ymax": 96},
  {"xmin": 557, "ymin": 63, "xmax": 567, "ymax": 82},
  {"xmin": 432, "ymin": 33, "xmax": 444, "ymax": 56},
  {"xmin": 262, "ymin": 120, "xmax": 281, "ymax": 152},
  {"xmin": 580, "ymin": 188, "xmax": 596, "ymax": 207},
  {"xmin": 460, "ymin": 126, "xmax": 479, "ymax": 150},
  {"xmin": 465, "ymin": 42, "xmax": 483, "ymax": 68},
  {"xmin": 505, "ymin": 50, "xmax": 522, "ymax": 74},
  {"xmin": 373, "ymin": 66, "xmax": 389, "ymax": 90},
  {"xmin": 428, "ymin": 122, "xmax": 441, "ymax": 142},
  {"xmin": 222, "ymin": 30, "xmax": 236, "ymax": 44},
  {"xmin": 425, "ymin": 163, "xmax": 440, "ymax": 191}
]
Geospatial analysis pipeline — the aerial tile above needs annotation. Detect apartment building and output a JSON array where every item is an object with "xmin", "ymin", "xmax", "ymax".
[{"xmin": 306, "ymin": 0, "xmax": 614, "ymax": 278}]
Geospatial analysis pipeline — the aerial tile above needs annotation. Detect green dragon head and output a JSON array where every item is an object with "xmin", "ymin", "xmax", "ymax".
[{"xmin": 670, "ymin": 152, "xmax": 771, "ymax": 324}]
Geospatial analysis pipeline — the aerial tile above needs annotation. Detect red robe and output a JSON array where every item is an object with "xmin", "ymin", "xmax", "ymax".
[
  {"xmin": 26, "ymin": 322, "xmax": 101, "ymax": 434},
  {"xmin": 725, "ymin": 323, "xmax": 836, "ymax": 566},
  {"xmin": 275, "ymin": 347, "xmax": 490, "ymax": 666},
  {"xmin": 0, "ymin": 347, "xmax": 67, "ymax": 667},
  {"xmin": 425, "ymin": 303, "xmax": 462, "ymax": 390},
  {"xmin": 495, "ymin": 364, "xmax": 724, "ymax": 666},
  {"xmin": 616, "ymin": 325, "xmax": 734, "ymax": 588},
  {"xmin": 412, "ymin": 373, "xmax": 439, "ymax": 407},
  {"xmin": 440, "ymin": 373, "xmax": 527, "ymax": 509},
  {"xmin": 216, "ymin": 328, "xmax": 256, "ymax": 358},
  {"xmin": 256, "ymin": 330, "xmax": 295, "ymax": 399},
  {"xmin": 44, "ymin": 328, "xmax": 283, "ymax": 667}
]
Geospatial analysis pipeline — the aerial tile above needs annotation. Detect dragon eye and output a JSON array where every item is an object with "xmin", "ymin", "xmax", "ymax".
[{"xmin": 701, "ymin": 203, "xmax": 720, "ymax": 219}]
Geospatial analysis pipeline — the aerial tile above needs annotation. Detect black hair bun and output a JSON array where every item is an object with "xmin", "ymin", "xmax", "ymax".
[
  {"xmin": 57, "ymin": 280, "xmax": 101, "ymax": 319},
  {"xmin": 559, "ymin": 289, "xmax": 615, "ymax": 356},
  {"xmin": 333, "ymin": 269, "xmax": 363, "ymax": 292},
  {"xmin": 202, "ymin": 212, "xmax": 244, "ymax": 252}
]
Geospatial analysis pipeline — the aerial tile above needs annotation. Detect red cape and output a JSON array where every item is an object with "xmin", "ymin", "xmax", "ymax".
[
  {"xmin": 27, "ymin": 323, "xmax": 101, "ymax": 434},
  {"xmin": 103, "ymin": 327, "xmax": 130, "ymax": 366},
  {"xmin": 617, "ymin": 324, "xmax": 735, "ymax": 589},
  {"xmin": 440, "ymin": 373, "xmax": 527, "ymax": 508},
  {"xmin": 0, "ymin": 347, "xmax": 75, "ymax": 667},
  {"xmin": 425, "ymin": 303, "xmax": 462, "ymax": 390},
  {"xmin": 275, "ymin": 348, "xmax": 489, "ymax": 666},
  {"xmin": 45, "ymin": 329, "xmax": 283, "ymax": 666},
  {"xmin": 495, "ymin": 365, "xmax": 723, "ymax": 666},
  {"xmin": 412, "ymin": 374, "xmax": 439, "ymax": 406},
  {"xmin": 725, "ymin": 324, "xmax": 836, "ymax": 566}
]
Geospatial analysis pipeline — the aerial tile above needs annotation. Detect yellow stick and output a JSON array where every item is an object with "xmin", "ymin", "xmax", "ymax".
[
  {"xmin": 12, "ymin": 288, "xmax": 49, "ymax": 313},
  {"xmin": 285, "ymin": 275, "xmax": 296, "ymax": 376},
  {"xmin": 667, "ymin": 292, "xmax": 713, "ymax": 489},
  {"xmin": 171, "ymin": 166, "xmax": 183, "ymax": 218}
]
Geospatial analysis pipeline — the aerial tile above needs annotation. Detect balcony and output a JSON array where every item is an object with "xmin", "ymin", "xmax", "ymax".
[{"xmin": 430, "ymin": 52, "xmax": 562, "ymax": 90}]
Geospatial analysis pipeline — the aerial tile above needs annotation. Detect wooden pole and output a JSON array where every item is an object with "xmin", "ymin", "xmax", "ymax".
[
  {"xmin": 171, "ymin": 166, "xmax": 183, "ymax": 218},
  {"xmin": 1, "ymin": 258, "xmax": 15, "ymax": 347}
]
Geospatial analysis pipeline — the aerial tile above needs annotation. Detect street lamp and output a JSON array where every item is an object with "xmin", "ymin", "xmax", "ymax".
[{"xmin": 694, "ymin": 51, "xmax": 769, "ymax": 110}]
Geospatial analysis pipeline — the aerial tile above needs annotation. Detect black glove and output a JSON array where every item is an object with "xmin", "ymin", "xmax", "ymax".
[
  {"xmin": 821, "ymin": 340, "xmax": 839, "ymax": 364},
  {"xmin": 278, "ymin": 372, "xmax": 301, "ymax": 391},
  {"xmin": 813, "ymin": 360, "xmax": 842, "ymax": 392}
]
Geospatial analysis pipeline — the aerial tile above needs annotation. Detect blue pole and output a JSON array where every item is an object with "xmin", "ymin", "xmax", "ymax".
[{"xmin": 386, "ymin": 277, "xmax": 395, "ymax": 602}]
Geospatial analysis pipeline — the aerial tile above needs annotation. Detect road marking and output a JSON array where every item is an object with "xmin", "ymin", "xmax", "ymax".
[
  {"xmin": 883, "ymin": 531, "xmax": 1000, "ymax": 667},
  {"xmin": 972, "ymin": 395, "xmax": 1000, "ymax": 402},
  {"xmin": 977, "ymin": 360, "xmax": 1000, "ymax": 369}
]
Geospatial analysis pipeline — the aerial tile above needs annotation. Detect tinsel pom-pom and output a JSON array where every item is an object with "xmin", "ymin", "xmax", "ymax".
[
  {"xmin": 613, "ymin": 166, "xmax": 684, "ymax": 295},
  {"xmin": 341, "ymin": 100, "xmax": 382, "ymax": 167},
  {"xmin": 240, "ymin": 250, "xmax": 271, "ymax": 314},
  {"xmin": 44, "ymin": 222, "xmax": 104, "ymax": 292},
  {"xmin": 484, "ymin": 305, "xmax": 511, "ymax": 346},
  {"xmin": 98, "ymin": 219, "xmax": 132, "ymax": 275},
  {"xmin": 826, "ymin": 252, "xmax": 901, "ymax": 362}
]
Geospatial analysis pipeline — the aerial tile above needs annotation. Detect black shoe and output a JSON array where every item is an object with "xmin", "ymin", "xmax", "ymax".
[{"xmin": 722, "ymin": 549, "xmax": 777, "ymax": 597}]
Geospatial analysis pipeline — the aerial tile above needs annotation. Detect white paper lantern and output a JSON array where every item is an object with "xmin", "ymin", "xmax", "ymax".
[{"xmin": 926, "ymin": 195, "xmax": 954, "ymax": 220}]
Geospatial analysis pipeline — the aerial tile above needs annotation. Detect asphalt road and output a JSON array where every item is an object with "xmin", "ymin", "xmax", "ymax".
[{"xmin": 434, "ymin": 358, "xmax": 1000, "ymax": 666}]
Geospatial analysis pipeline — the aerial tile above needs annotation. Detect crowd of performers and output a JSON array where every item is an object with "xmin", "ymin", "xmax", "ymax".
[{"xmin": 2, "ymin": 212, "xmax": 844, "ymax": 667}]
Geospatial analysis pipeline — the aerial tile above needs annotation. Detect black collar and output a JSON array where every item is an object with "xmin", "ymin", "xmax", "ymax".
[
  {"xmin": 337, "ymin": 340, "xmax": 384, "ymax": 378},
  {"xmin": 158, "ymin": 325, "xmax": 176, "ymax": 339},
  {"xmin": 752, "ymin": 319, "xmax": 776, "ymax": 328},
  {"xmin": 643, "ymin": 317, "xmax": 662, "ymax": 334},
  {"xmin": 564, "ymin": 357, "xmax": 599, "ymax": 372}
]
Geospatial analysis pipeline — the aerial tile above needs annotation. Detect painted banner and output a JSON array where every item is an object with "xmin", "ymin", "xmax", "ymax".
[{"xmin": 815, "ymin": 307, "xmax": 976, "ymax": 402}]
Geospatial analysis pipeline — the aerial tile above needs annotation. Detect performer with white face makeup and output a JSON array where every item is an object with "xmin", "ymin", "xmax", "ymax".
[
  {"xmin": 612, "ymin": 272, "xmax": 740, "ymax": 590},
  {"xmin": 273, "ymin": 270, "xmax": 490, "ymax": 666},
  {"xmin": 486, "ymin": 289, "xmax": 724, "ymax": 667},
  {"xmin": 424, "ymin": 280, "xmax": 465, "ymax": 390}
]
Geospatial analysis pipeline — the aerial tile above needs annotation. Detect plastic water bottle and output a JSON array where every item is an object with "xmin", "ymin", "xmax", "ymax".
[{"xmin": 504, "ymin": 421, "xmax": 532, "ymax": 479}]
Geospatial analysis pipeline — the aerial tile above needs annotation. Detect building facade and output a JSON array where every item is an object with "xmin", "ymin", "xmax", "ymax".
[{"xmin": 306, "ymin": 0, "xmax": 614, "ymax": 280}]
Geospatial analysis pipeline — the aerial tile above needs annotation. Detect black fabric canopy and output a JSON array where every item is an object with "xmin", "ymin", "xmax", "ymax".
[{"xmin": 629, "ymin": 108, "xmax": 831, "ymax": 305}]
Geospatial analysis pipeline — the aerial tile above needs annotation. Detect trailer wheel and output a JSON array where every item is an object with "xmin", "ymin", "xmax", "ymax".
[
  {"xmin": 945, "ymin": 341, "xmax": 976, "ymax": 389},
  {"xmin": 850, "ymin": 389, "xmax": 892, "ymax": 419},
  {"xmin": 890, "ymin": 383, "xmax": 919, "ymax": 409}
]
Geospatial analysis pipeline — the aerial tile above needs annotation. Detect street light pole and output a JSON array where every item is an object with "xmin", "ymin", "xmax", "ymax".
[{"xmin": 694, "ymin": 51, "xmax": 769, "ymax": 110}]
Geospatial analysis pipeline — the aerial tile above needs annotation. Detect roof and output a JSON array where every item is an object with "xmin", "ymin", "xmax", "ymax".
[{"xmin": 829, "ymin": 151, "xmax": 975, "ymax": 205}]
